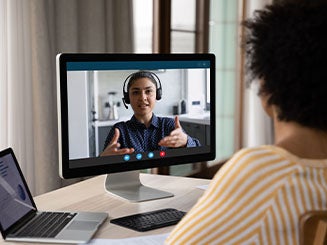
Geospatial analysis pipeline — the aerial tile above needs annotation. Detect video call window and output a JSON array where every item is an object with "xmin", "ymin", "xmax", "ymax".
[{"xmin": 65, "ymin": 61, "xmax": 211, "ymax": 167}]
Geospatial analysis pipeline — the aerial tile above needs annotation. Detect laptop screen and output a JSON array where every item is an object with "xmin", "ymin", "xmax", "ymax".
[{"xmin": 0, "ymin": 149, "xmax": 35, "ymax": 231}]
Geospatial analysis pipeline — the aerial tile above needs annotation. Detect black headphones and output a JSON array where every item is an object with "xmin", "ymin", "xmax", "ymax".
[{"xmin": 122, "ymin": 71, "xmax": 162, "ymax": 109}]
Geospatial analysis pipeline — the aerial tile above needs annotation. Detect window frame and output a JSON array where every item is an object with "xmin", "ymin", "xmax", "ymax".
[
  {"xmin": 151, "ymin": 0, "xmax": 210, "ymax": 175},
  {"xmin": 152, "ymin": 0, "xmax": 209, "ymax": 53}
]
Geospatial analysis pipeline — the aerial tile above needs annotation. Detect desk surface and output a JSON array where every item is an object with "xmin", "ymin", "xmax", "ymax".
[{"xmin": 1, "ymin": 174, "xmax": 210, "ymax": 244}]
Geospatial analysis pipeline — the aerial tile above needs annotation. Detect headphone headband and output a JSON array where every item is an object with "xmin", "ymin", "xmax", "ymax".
[{"xmin": 122, "ymin": 71, "xmax": 162, "ymax": 109}]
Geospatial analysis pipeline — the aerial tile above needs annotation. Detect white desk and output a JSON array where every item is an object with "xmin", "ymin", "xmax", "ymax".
[{"xmin": 1, "ymin": 174, "xmax": 210, "ymax": 244}]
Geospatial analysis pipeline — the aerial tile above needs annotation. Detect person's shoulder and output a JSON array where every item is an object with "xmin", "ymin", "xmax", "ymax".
[
  {"xmin": 228, "ymin": 145, "xmax": 288, "ymax": 167},
  {"xmin": 235, "ymin": 145, "xmax": 276, "ymax": 155},
  {"xmin": 235, "ymin": 145, "xmax": 299, "ymax": 159},
  {"xmin": 113, "ymin": 121, "xmax": 127, "ymax": 127},
  {"xmin": 235, "ymin": 145, "xmax": 284, "ymax": 155},
  {"xmin": 112, "ymin": 120, "xmax": 132, "ymax": 130},
  {"xmin": 156, "ymin": 115, "xmax": 174, "ymax": 124},
  {"xmin": 214, "ymin": 145, "xmax": 296, "ymax": 184},
  {"xmin": 160, "ymin": 116, "xmax": 174, "ymax": 122}
]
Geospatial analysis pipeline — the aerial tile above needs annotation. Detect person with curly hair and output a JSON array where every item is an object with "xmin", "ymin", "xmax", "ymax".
[{"xmin": 166, "ymin": 1, "xmax": 327, "ymax": 244}]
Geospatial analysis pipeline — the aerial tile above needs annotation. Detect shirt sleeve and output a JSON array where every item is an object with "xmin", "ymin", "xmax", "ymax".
[
  {"xmin": 163, "ymin": 117, "xmax": 201, "ymax": 147},
  {"xmin": 165, "ymin": 147, "xmax": 295, "ymax": 244},
  {"xmin": 186, "ymin": 135, "xmax": 201, "ymax": 147},
  {"xmin": 165, "ymin": 149, "xmax": 251, "ymax": 244}
]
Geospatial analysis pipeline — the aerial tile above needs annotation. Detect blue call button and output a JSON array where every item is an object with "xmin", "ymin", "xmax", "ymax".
[
  {"xmin": 123, "ymin": 155, "xmax": 130, "ymax": 161},
  {"xmin": 136, "ymin": 153, "xmax": 142, "ymax": 160},
  {"xmin": 148, "ymin": 152, "xmax": 154, "ymax": 158}
]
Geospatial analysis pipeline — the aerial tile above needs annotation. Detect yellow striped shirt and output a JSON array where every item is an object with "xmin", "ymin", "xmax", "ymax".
[{"xmin": 165, "ymin": 145, "xmax": 327, "ymax": 245}]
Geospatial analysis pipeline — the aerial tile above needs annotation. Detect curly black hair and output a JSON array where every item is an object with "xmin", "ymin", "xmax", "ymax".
[{"xmin": 243, "ymin": 0, "xmax": 327, "ymax": 131}]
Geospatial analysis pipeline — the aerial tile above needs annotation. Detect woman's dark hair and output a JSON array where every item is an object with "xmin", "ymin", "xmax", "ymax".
[
  {"xmin": 243, "ymin": 0, "xmax": 327, "ymax": 130},
  {"xmin": 127, "ymin": 71, "xmax": 157, "ymax": 91}
]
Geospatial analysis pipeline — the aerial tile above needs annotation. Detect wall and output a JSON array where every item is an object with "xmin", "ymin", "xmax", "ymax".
[{"xmin": 95, "ymin": 69, "xmax": 204, "ymax": 120}]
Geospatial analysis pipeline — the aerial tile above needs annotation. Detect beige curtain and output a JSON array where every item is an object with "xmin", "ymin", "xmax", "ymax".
[{"xmin": 0, "ymin": 0, "xmax": 134, "ymax": 195}]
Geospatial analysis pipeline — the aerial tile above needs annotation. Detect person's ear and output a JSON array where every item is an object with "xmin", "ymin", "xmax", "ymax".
[
  {"xmin": 260, "ymin": 93, "xmax": 274, "ymax": 118},
  {"xmin": 259, "ymin": 79, "xmax": 274, "ymax": 118}
]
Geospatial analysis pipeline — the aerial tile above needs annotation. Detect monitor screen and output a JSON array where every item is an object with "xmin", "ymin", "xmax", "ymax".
[{"xmin": 56, "ymin": 53, "xmax": 216, "ymax": 201}]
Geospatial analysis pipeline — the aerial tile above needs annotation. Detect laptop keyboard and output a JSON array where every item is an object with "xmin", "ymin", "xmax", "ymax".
[
  {"xmin": 15, "ymin": 212, "xmax": 77, "ymax": 238},
  {"xmin": 110, "ymin": 208, "xmax": 186, "ymax": 232}
]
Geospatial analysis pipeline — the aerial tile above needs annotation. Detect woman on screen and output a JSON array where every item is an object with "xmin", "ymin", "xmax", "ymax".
[{"xmin": 100, "ymin": 71, "xmax": 200, "ymax": 156}]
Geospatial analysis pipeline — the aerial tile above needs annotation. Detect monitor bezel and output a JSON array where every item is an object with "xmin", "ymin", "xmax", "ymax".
[{"xmin": 57, "ymin": 53, "xmax": 216, "ymax": 179}]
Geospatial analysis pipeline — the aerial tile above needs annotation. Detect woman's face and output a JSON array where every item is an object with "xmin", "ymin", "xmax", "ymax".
[{"xmin": 128, "ymin": 77, "xmax": 157, "ymax": 118}]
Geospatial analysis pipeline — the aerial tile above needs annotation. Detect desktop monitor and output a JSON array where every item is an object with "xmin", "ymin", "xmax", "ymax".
[{"xmin": 56, "ymin": 53, "xmax": 216, "ymax": 202}]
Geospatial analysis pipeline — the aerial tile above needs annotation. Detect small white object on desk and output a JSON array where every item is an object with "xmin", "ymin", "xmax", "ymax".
[{"xmin": 196, "ymin": 184, "xmax": 209, "ymax": 190}]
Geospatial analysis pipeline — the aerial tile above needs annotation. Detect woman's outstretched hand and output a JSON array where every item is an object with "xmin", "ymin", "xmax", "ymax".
[
  {"xmin": 100, "ymin": 128, "xmax": 135, "ymax": 156},
  {"xmin": 158, "ymin": 116, "xmax": 188, "ymax": 148}
]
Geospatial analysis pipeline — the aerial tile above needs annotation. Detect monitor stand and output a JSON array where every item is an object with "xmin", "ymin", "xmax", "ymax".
[{"xmin": 104, "ymin": 170, "xmax": 174, "ymax": 202}]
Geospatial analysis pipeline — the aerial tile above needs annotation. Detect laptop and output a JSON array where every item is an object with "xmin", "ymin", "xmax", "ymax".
[{"xmin": 0, "ymin": 148, "xmax": 108, "ymax": 243}]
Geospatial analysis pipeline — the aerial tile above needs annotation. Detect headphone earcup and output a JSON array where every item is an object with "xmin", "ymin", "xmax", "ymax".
[
  {"xmin": 123, "ymin": 92, "xmax": 130, "ymax": 104},
  {"xmin": 156, "ymin": 88, "xmax": 162, "ymax": 100}
]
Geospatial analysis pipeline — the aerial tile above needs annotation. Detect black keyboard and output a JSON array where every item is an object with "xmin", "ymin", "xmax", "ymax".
[
  {"xmin": 15, "ymin": 212, "xmax": 76, "ymax": 238},
  {"xmin": 110, "ymin": 208, "xmax": 186, "ymax": 232}
]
